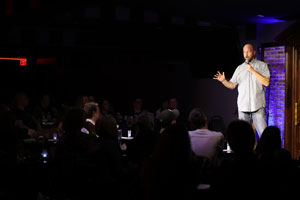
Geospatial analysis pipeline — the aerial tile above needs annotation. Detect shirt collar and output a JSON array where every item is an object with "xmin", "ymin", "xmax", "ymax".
[{"xmin": 86, "ymin": 118, "xmax": 95, "ymax": 126}]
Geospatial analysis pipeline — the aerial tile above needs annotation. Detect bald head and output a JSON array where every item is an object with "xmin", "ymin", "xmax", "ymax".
[
  {"xmin": 243, "ymin": 43, "xmax": 256, "ymax": 62},
  {"xmin": 243, "ymin": 43, "xmax": 255, "ymax": 51}
]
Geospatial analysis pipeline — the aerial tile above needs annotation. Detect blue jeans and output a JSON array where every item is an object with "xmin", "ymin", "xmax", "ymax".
[{"xmin": 238, "ymin": 107, "xmax": 267, "ymax": 139}]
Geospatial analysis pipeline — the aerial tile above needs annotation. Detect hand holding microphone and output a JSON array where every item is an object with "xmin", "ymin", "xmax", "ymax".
[{"xmin": 245, "ymin": 59, "xmax": 254, "ymax": 73}]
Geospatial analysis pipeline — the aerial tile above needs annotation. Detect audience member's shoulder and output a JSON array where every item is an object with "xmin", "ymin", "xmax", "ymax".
[
  {"xmin": 210, "ymin": 130, "xmax": 224, "ymax": 137},
  {"xmin": 275, "ymin": 148, "xmax": 292, "ymax": 161}
]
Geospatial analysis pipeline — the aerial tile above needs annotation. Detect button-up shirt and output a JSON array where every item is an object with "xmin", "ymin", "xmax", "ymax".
[{"xmin": 230, "ymin": 59, "xmax": 270, "ymax": 112}]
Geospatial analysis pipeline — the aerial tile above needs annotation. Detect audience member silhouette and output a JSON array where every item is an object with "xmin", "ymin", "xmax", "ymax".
[
  {"xmin": 155, "ymin": 99, "xmax": 169, "ymax": 119},
  {"xmin": 124, "ymin": 98, "xmax": 154, "ymax": 137},
  {"xmin": 255, "ymin": 126, "xmax": 300, "ymax": 196},
  {"xmin": 52, "ymin": 108, "xmax": 99, "ymax": 199},
  {"xmin": 188, "ymin": 108, "xmax": 224, "ymax": 168},
  {"xmin": 32, "ymin": 93, "xmax": 59, "ymax": 130},
  {"xmin": 126, "ymin": 114, "xmax": 158, "ymax": 167},
  {"xmin": 101, "ymin": 99, "xmax": 115, "ymax": 117},
  {"xmin": 255, "ymin": 126, "xmax": 283, "ymax": 157},
  {"xmin": 168, "ymin": 97, "xmax": 178, "ymax": 110},
  {"xmin": 83, "ymin": 102, "xmax": 101, "ymax": 138},
  {"xmin": 11, "ymin": 92, "xmax": 41, "ymax": 139},
  {"xmin": 94, "ymin": 110, "xmax": 127, "ymax": 200},
  {"xmin": 210, "ymin": 119, "xmax": 258, "ymax": 197},
  {"xmin": 96, "ymin": 114, "xmax": 120, "ymax": 145},
  {"xmin": 156, "ymin": 108, "xmax": 179, "ymax": 133},
  {"xmin": 168, "ymin": 97, "xmax": 187, "ymax": 123},
  {"xmin": 140, "ymin": 124, "xmax": 197, "ymax": 200}
]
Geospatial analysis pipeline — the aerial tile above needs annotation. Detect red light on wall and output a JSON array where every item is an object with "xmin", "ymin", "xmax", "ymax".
[
  {"xmin": 20, "ymin": 59, "xmax": 27, "ymax": 66},
  {"xmin": 36, "ymin": 57, "xmax": 56, "ymax": 65},
  {"xmin": 0, "ymin": 57, "xmax": 27, "ymax": 66}
]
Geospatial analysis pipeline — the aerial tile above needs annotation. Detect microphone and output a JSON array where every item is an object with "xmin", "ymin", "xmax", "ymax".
[{"xmin": 246, "ymin": 59, "xmax": 251, "ymax": 111}]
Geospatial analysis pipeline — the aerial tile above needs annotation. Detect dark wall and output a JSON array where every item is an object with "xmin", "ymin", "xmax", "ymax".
[{"xmin": 0, "ymin": 16, "xmax": 242, "ymax": 115}]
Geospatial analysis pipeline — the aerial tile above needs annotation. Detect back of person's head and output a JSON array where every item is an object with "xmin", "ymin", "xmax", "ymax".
[
  {"xmin": 83, "ymin": 102, "xmax": 99, "ymax": 119},
  {"xmin": 226, "ymin": 120, "xmax": 255, "ymax": 155},
  {"xmin": 151, "ymin": 123, "xmax": 195, "ymax": 199},
  {"xmin": 96, "ymin": 115, "xmax": 118, "ymax": 141},
  {"xmin": 158, "ymin": 109, "xmax": 179, "ymax": 128},
  {"xmin": 136, "ymin": 114, "xmax": 154, "ymax": 134},
  {"xmin": 188, "ymin": 108, "xmax": 207, "ymax": 130},
  {"xmin": 153, "ymin": 123, "xmax": 191, "ymax": 163},
  {"xmin": 256, "ymin": 126, "xmax": 281, "ymax": 154}
]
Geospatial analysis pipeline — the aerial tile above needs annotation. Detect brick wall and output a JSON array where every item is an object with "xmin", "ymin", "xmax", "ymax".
[{"xmin": 263, "ymin": 46, "xmax": 285, "ymax": 146}]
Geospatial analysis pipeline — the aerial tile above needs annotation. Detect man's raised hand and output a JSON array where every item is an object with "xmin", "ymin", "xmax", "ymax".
[{"xmin": 213, "ymin": 71, "xmax": 225, "ymax": 82}]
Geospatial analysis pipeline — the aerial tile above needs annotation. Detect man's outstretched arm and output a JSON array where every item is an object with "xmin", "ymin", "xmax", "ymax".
[{"xmin": 213, "ymin": 71, "xmax": 236, "ymax": 89}]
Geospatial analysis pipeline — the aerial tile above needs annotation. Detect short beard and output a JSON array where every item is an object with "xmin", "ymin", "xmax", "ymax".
[{"xmin": 248, "ymin": 55, "xmax": 256, "ymax": 61}]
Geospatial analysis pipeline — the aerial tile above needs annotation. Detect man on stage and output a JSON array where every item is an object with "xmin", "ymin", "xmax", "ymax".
[{"xmin": 213, "ymin": 43, "xmax": 270, "ymax": 139}]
